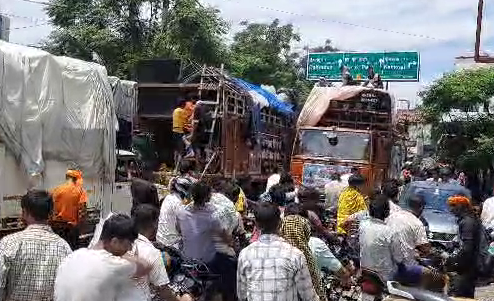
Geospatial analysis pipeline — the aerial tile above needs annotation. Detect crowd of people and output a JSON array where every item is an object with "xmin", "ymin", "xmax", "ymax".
[{"xmin": 0, "ymin": 163, "xmax": 490, "ymax": 301}]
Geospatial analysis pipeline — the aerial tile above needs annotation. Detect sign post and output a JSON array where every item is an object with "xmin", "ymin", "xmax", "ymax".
[{"xmin": 307, "ymin": 51, "xmax": 420, "ymax": 82}]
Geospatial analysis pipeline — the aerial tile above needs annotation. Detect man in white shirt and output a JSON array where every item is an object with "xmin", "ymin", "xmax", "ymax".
[
  {"xmin": 481, "ymin": 196, "xmax": 494, "ymax": 230},
  {"xmin": 265, "ymin": 172, "xmax": 281, "ymax": 193},
  {"xmin": 157, "ymin": 177, "xmax": 193, "ymax": 247},
  {"xmin": 324, "ymin": 173, "xmax": 345, "ymax": 209},
  {"xmin": 360, "ymin": 195, "xmax": 404, "ymax": 282},
  {"xmin": 386, "ymin": 195, "xmax": 430, "ymax": 265},
  {"xmin": 54, "ymin": 214, "xmax": 151, "ymax": 301},
  {"xmin": 122, "ymin": 204, "xmax": 192, "ymax": 301}
]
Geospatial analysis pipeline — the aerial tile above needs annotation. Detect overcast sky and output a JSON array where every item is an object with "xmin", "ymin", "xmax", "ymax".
[{"xmin": 2, "ymin": 0, "xmax": 494, "ymax": 108}]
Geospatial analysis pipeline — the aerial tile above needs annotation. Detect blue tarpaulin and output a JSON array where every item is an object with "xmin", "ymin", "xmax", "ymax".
[{"xmin": 231, "ymin": 78, "xmax": 294, "ymax": 115}]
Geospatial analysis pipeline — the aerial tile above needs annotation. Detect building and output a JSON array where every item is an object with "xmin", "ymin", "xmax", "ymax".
[
  {"xmin": 0, "ymin": 15, "xmax": 10, "ymax": 42},
  {"xmin": 455, "ymin": 51, "xmax": 494, "ymax": 70}
]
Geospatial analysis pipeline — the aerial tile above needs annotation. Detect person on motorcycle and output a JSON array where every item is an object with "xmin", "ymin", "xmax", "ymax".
[
  {"xmin": 298, "ymin": 186, "xmax": 338, "ymax": 243},
  {"xmin": 209, "ymin": 180, "xmax": 243, "ymax": 301},
  {"xmin": 251, "ymin": 181, "xmax": 296, "ymax": 242},
  {"xmin": 360, "ymin": 194, "xmax": 404, "ymax": 282},
  {"xmin": 130, "ymin": 178, "xmax": 160, "ymax": 211},
  {"xmin": 386, "ymin": 195, "xmax": 430, "ymax": 265},
  {"xmin": 284, "ymin": 203, "xmax": 351, "ymax": 288},
  {"xmin": 237, "ymin": 202, "xmax": 320, "ymax": 301},
  {"xmin": 446, "ymin": 195, "xmax": 481, "ymax": 298},
  {"xmin": 176, "ymin": 181, "xmax": 235, "ymax": 301},
  {"xmin": 124, "ymin": 204, "xmax": 193, "ymax": 301},
  {"xmin": 157, "ymin": 176, "xmax": 194, "ymax": 248},
  {"xmin": 337, "ymin": 175, "xmax": 367, "ymax": 233},
  {"xmin": 281, "ymin": 213, "xmax": 326, "ymax": 301}
]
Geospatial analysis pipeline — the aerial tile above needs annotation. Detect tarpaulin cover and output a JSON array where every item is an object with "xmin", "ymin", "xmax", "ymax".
[
  {"xmin": 0, "ymin": 41, "xmax": 116, "ymax": 185},
  {"xmin": 109, "ymin": 76, "xmax": 137, "ymax": 122},
  {"xmin": 297, "ymin": 86, "xmax": 395, "ymax": 128},
  {"xmin": 231, "ymin": 78, "xmax": 294, "ymax": 115}
]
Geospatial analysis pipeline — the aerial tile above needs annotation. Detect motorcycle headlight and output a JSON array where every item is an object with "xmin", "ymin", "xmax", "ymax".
[{"xmin": 173, "ymin": 274, "xmax": 186, "ymax": 282}]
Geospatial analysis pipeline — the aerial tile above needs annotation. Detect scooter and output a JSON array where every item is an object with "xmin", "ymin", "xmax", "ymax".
[{"xmin": 360, "ymin": 269, "xmax": 455, "ymax": 301}]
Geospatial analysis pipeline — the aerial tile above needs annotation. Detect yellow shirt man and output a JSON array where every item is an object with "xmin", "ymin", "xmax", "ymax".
[
  {"xmin": 336, "ymin": 186, "xmax": 367, "ymax": 233},
  {"xmin": 172, "ymin": 107, "xmax": 186, "ymax": 134}
]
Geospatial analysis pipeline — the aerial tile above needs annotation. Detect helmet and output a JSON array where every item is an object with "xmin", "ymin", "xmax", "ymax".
[{"xmin": 170, "ymin": 176, "xmax": 194, "ymax": 200}]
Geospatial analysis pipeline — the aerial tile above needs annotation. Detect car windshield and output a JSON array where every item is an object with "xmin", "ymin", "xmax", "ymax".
[
  {"xmin": 295, "ymin": 129, "xmax": 371, "ymax": 160},
  {"xmin": 399, "ymin": 183, "xmax": 471, "ymax": 212}
]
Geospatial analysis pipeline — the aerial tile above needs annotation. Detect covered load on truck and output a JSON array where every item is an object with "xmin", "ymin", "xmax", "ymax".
[
  {"xmin": 291, "ymin": 86, "xmax": 401, "ymax": 192},
  {"xmin": 0, "ymin": 41, "xmax": 116, "ymax": 226}
]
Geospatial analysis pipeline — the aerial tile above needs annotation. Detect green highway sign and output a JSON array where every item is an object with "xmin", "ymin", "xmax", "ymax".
[{"xmin": 307, "ymin": 51, "xmax": 420, "ymax": 82}]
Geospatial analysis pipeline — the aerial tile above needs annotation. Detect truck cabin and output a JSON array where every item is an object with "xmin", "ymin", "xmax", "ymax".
[{"xmin": 291, "ymin": 87, "xmax": 394, "ymax": 192}]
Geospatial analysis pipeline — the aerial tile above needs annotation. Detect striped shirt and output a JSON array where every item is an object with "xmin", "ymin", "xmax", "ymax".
[
  {"xmin": 0, "ymin": 224, "xmax": 72, "ymax": 301},
  {"xmin": 237, "ymin": 234, "xmax": 320, "ymax": 301}
]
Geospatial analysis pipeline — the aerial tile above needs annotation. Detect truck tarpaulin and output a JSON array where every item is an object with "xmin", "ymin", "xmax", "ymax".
[
  {"xmin": 108, "ymin": 76, "xmax": 137, "ymax": 123},
  {"xmin": 297, "ymin": 86, "xmax": 396, "ymax": 128},
  {"xmin": 0, "ymin": 41, "xmax": 116, "ymax": 190}
]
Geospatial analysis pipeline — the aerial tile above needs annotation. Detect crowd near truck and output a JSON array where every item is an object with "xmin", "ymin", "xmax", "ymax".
[
  {"xmin": 291, "ymin": 86, "xmax": 399, "ymax": 193},
  {"xmin": 0, "ymin": 41, "xmax": 133, "ymax": 240}
]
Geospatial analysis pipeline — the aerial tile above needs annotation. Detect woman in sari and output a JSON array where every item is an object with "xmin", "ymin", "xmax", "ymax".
[{"xmin": 280, "ymin": 213, "xmax": 327, "ymax": 301}]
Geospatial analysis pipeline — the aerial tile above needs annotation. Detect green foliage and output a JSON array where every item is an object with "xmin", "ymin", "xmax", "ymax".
[
  {"xmin": 419, "ymin": 67, "xmax": 494, "ymax": 123},
  {"xmin": 44, "ymin": 0, "xmax": 229, "ymax": 78},
  {"xmin": 45, "ymin": 3, "xmax": 337, "ymax": 105},
  {"xmin": 229, "ymin": 19, "xmax": 337, "ymax": 104},
  {"xmin": 420, "ymin": 67, "xmax": 494, "ymax": 171},
  {"xmin": 229, "ymin": 19, "xmax": 300, "ymax": 87}
]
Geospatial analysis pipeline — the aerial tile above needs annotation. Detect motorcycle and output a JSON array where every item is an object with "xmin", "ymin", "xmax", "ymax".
[
  {"xmin": 322, "ymin": 266, "xmax": 361, "ymax": 301},
  {"xmin": 153, "ymin": 244, "xmax": 220, "ymax": 301},
  {"xmin": 360, "ymin": 269, "xmax": 455, "ymax": 301}
]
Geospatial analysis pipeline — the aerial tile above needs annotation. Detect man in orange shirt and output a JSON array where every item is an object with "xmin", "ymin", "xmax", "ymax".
[{"xmin": 51, "ymin": 169, "xmax": 88, "ymax": 249}]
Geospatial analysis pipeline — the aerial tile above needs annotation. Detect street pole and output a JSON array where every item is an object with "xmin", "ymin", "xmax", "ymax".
[{"xmin": 475, "ymin": 0, "xmax": 484, "ymax": 62}]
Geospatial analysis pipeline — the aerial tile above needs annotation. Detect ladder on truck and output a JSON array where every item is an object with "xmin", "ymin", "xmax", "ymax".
[{"xmin": 196, "ymin": 64, "xmax": 225, "ymax": 177}]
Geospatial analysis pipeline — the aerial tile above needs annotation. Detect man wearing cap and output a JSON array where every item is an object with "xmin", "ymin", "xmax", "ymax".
[
  {"xmin": 52, "ymin": 169, "xmax": 88, "ymax": 249},
  {"xmin": 446, "ymin": 195, "xmax": 481, "ymax": 298}
]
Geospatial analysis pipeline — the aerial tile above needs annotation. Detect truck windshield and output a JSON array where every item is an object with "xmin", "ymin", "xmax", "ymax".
[{"xmin": 295, "ymin": 129, "xmax": 371, "ymax": 160}]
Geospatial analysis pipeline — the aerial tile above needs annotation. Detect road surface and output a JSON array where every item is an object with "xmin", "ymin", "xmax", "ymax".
[{"xmin": 476, "ymin": 283, "xmax": 494, "ymax": 300}]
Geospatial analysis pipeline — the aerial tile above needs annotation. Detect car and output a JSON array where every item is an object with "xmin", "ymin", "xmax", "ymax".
[{"xmin": 398, "ymin": 181, "xmax": 471, "ymax": 246}]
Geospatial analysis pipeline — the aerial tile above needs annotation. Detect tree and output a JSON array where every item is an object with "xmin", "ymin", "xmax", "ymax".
[
  {"xmin": 229, "ymin": 19, "xmax": 300, "ymax": 87},
  {"xmin": 44, "ymin": 0, "xmax": 229, "ymax": 78},
  {"xmin": 419, "ymin": 67, "xmax": 494, "ymax": 171},
  {"xmin": 229, "ymin": 19, "xmax": 339, "ymax": 104}
]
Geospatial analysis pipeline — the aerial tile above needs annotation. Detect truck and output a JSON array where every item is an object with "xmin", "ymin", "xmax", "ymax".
[
  {"xmin": 136, "ymin": 63, "xmax": 295, "ymax": 195},
  {"xmin": 291, "ymin": 86, "xmax": 400, "ymax": 193},
  {"xmin": 0, "ymin": 41, "xmax": 125, "ymax": 241}
]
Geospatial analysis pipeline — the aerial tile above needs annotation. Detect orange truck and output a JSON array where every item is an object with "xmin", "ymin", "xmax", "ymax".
[{"xmin": 291, "ymin": 86, "xmax": 399, "ymax": 193}]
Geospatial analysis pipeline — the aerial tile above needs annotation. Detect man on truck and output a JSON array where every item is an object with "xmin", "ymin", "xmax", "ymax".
[
  {"xmin": 172, "ymin": 98, "xmax": 195, "ymax": 166},
  {"xmin": 51, "ymin": 169, "xmax": 88, "ymax": 249}
]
